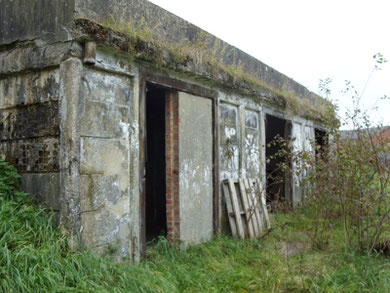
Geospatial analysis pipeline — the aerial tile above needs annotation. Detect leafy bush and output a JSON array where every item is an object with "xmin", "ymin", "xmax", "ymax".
[
  {"xmin": 289, "ymin": 76, "xmax": 390, "ymax": 254},
  {"xmin": 293, "ymin": 123, "xmax": 389, "ymax": 252}
]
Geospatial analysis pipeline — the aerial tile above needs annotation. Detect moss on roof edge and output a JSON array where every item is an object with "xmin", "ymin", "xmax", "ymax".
[{"xmin": 72, "ymin": 18, "xmax": 337, "ymax": 125}]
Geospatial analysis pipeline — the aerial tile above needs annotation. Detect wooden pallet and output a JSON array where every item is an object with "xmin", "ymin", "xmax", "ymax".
[{"xmin": 222, "ymin": 178, "xmax": 271, "ymax": 239}]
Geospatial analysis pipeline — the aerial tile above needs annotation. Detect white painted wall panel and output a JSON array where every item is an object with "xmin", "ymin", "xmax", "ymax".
[{"xmin": 178, "ymin": 92, "xmax": 213, "ymax": 244}]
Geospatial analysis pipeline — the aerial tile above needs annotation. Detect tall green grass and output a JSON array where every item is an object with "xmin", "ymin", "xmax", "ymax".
[
  {"xmin": 1, "ymin": 158, "xmax": 390, "ymax": 292},
  {"xmin": 2, "ymin": 198, "xmax": 390, "ymax": 292}
]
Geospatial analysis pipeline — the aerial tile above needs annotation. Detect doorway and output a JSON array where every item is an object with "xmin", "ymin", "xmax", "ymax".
[
  {"xmin": 315, "ymin": 128, "xmax": 328, "ymax": 158},
  {"xmin": 145, "ymin": 84, "xmax": 167, "ymax": 242},
  {"xmin": 265, "ymin": 114, "xmax": 292, "ymax": 205},
  {"xmin": 142, "ymin": 79, "xmax": 216, "ymax": 251}
]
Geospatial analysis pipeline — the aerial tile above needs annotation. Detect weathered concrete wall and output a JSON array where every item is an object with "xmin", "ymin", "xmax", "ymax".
[
  {"xmin": 58, "ymin": 57, "xmax": 83, "ymax": 249},
  {"xmin": 0, "ymin": 0, "xmax": 75, "ymax": 45},
  {"xmin": 75, "ymin": 0, "xmax": 202, "ymax": 44},
  {"xmin": 219, "ymin": 103, "xmax": 240, "ymax": 179},
  {"xmin": 0, "ymin": 67, "xmax": 61, "ymax": 211},
  {"xmin": 218, "ymin": 95, "xmax": 265, "ymax": 233},
  {"xmin": 219, "ymin": 99, "xmax": 263, "ymax": 180},
  {"xmin": 304, "ymin": 126, "xmax": 314, "ymax": 153},
  {"xmin": 0, "ymin": 38, "xmax": 322, "ymax": 258},
  {"xmin": 73, "ymin": 0, "xmax": 321, "ymax": 104},
  {"xmin": 0, "ymin": 40, "xmax": 139, "ymax": 259},
  {"xmin": 178, "ymin": 92, "xmax": 213, "ymax": 244},
  {"xmin": 243, "ymin": 110, "xmax": 261, "ymax": 178},
  {"xmin": 79, "ymin": 66, "xmax": 133, "ymax": 257},
  {"xmin": 291, "ymin": 122, "xmax": 303, "ymax": 205},
  {"xmin": 0, "ymin": 41, "xmax": 81, "ymax": 75},
  {"xmin": 0, "ymin": 0, "xmax": 323, "ymax": 107},
  {"xmin": 0, "ymin": 0, "xmax": 329, "ymax": 260},
  {"xmin": 291, "ymin": 122, "xmax": 315, "ymax": 206},
  {"xmin": 21, "ymin": 173, "xmax": 60, "ymax": 219}
]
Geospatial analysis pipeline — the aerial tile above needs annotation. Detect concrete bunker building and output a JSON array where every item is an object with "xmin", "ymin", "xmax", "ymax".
[{"xmin": 0, "ymin": 0, "xmax": 333, "ymax": 260}]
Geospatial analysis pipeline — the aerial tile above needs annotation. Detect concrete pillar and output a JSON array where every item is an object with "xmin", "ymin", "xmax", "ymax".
[{"xmin": 59, "ymin": 57, "xmax": 83, "ymax": 248}]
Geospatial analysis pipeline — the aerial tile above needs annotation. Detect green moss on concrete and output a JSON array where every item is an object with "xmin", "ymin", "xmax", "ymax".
[{"xmin": 74, "ymin": 17, "xmax": 336, "ymax": 123}]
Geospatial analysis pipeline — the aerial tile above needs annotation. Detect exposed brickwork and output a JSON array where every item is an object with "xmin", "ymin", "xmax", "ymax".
[{"xmin": 165, "ymin": 90, "xmax": 180, "ymax": 241}]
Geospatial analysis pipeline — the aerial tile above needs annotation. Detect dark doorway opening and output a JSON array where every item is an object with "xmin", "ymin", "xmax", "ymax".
[
  {"xmin": 145, "ymin": 84, "xmax": 167, "ymax": 242},
  {"xmin": 265, "ymin": 114, "xmax": 292, "ymax": 206},
  {"xmin": 315, "ymin": 128, "xmax": 328, "ymax": 158}
]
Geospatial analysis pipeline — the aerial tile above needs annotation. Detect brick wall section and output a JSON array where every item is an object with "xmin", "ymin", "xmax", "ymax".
[{"xmin": 165, "ymin": 90, "xmax": 180, "ymax": 241}]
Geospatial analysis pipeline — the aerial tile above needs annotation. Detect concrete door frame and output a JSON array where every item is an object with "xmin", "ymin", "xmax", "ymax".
[
  {"xmin": 138, "ymin": 69, "xmax": 219, "ymax": 257},
  {"xmin": 264, "ymin": 113, "xmax": 293, "ymax": 205}
]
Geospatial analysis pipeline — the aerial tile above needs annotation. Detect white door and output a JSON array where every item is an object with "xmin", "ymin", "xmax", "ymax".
[{"xmin": 178, "ymin": 92, "xmax": 213, "ymax": 244}]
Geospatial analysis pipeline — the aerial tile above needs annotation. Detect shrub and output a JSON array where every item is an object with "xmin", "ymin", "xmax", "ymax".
[{"xmin": 290, "ymin": 101, "xmax": 390, "ymax": 254}]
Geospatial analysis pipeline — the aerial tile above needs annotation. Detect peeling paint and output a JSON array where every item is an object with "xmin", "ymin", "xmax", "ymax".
[
  {"xmin": 179, "ymin": 92, "xmax": 213, "ymax": 244},
  {"xmin": 244, "ymin": 110, "xmax": 260, "ymax": 178},
  {"xmin": 220, "ymin": 103, "xmax": 240, "ymax": 179},
  {"xmin": 76, "ymin": 65, "xmax": 133, "ymax": 257},
  {"xmin": 0, "ymin": 30, "xmax": 327, "ymax": 261},
  {"xmin": 292, "ymin": 122, "xmax": 305, "ymax": 204},
  {"xmin": 83, "ymin": 68, "xmax": 131, "ymax": 105}
]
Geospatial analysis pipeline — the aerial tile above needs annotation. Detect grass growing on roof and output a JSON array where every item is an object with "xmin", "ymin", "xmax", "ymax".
[{"xmin": 87, "ymin": 15, "xmax": 336, "ymax": 124}]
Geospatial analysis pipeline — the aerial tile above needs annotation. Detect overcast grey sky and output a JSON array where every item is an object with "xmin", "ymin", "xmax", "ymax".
[{"xmin": 149, "ymin": 0, "xmax": 390, "ymax": 128}]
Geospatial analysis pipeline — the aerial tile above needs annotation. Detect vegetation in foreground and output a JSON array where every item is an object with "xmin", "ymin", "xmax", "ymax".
[
  {"xmin": 1, "ymin": 165, "xmax": 390, "ymax": 292},
  {"xmin": 1, "ymin": 54, "xmax": 389, "ymax": 292}
]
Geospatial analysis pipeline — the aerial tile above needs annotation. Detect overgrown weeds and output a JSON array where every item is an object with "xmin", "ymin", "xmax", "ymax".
[
  {"xmin": 1, "ymin": 156, "xmax": 389, "ymax": 291},
  {"xmin": 299, "ymin": 123, "xmax": 390, "ymax": 253},
  {"xmin": 2, "ymin": 190, "xmax": 390, "ymax": 292},
  {"xmin": 287, "ymin": 60, "xmax": 390, "ymax": 254}
]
